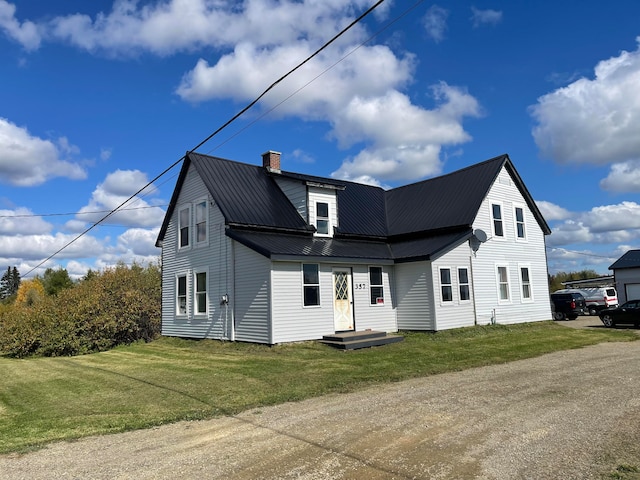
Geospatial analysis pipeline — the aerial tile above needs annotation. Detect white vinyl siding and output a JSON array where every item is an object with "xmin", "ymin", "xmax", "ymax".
[
  {"xmin": 274, "ymin": 177, "xmax": 307, "ymax": 220},
  {"xmin": 471, "ymin": 166, "xmax": 551, "ymax": 325},
  {"xmin": 395, "ymin": 261, "xmax": 435, "ymax": 331},
  {"xmin": 161, "ymin": 164, "xmax": 232, "ymax": 340},
  {"xmin": 233, "ymin": 243, "xmax": 271, "ymax": 343}
]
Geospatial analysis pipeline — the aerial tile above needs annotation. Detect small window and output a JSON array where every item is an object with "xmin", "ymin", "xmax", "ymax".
[
  {"xmin": 316, "ymin": 202, "xmax": 329, "ymax": 235},
  {"xmin": 492, "ymin": 204, "xmax": 504, "ymax": 237},
  {"xmin": 176, "ymin": 275, "xmax": 187, "ymax": 316},
  {"xmin": 369, "ymin": 266, "xmax": 384, "ymax": 305},
  {"xmin": 178, "ymin": 206, "xmax": 191, "ymax": 248},
  {"xmin": 303, "ymin": 264, "xmax": 320, "ymax": 306},
  {"xmin": 440, "ymin": 268, "xmax": 453, "ymax": 302},
  {"xmin": 195, "ymin": 200, "xmax": 208, "ymax": 244},
  {"xmin": 194, "ymin": 271, "xmax": 207, "ymax": 315},
  {"xmin": 458, "ymin": 268, "xmax": 470, "ymax": 301},
  {"xmin": 515, "ymin": 206, "xmax": 525, "ymax": 239},
  {"xmin": 520, "ymin": 267, "xmax": 532, "ymax": 300},
  {"xmin": 497, "ymin": 266, "xmax": 510, "ymax": 301}
]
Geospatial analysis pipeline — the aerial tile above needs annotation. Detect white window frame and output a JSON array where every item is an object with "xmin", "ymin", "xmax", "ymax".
[
  {"xmin": 458, "ymin": 267, "xmax": 471, "ymax": 303},
  {"xmin": 491, "ymin": 202, "xmax": 505, "ymax": 239},
  {"xmin": 194, "ymin": 198, "xmax": 209, "ymax": 247},
  {"xmin": 176, "ymin": 274, "xmax": 188, "ymax": 317},
  {"xmin": 178, "ymin": 204, "xmax": 192, "ymax": 250},
  {"xmin": 369, "ymin": 266, "xmax": 384, "ymax": 306},
  {"xmin": 519, "ymin": 264, "xmax": 533, "ymax": 302},
  {"xmin": 496, "ymin": 264, "xmax": 511, "ymax": 304},
  {"xmin": 302, "ymin": 263, "xmax": 321, "ymax": 308},
  {"xmin": 514, "ymin": 204, "xmax": 526, "ymax": 241},
  {"xmin": 439, "ymin": 267, "xmax": 453, "ymax": 304},
  {"xmin": 315, "ymin": 201, "xmax": 330, "ymax": 236},
  {"xmin": 193, "ymin": 269, "xmax": 208, "ymax": 317}
]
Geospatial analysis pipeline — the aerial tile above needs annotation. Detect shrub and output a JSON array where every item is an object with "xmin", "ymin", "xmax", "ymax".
[{"xmin": 0, "ymin": 263, "xmax": 161, "ymax": 358}]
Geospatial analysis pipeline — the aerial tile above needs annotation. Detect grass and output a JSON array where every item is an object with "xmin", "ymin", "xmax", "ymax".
[{"xmin": 0, "ymin": 321, "xmax": 636, "ymax": 454}]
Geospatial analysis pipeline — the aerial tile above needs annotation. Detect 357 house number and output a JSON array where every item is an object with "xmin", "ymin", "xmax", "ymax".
[{"xmin": 354, "ymin": 283, "xmax": 367, "ymax": 290}]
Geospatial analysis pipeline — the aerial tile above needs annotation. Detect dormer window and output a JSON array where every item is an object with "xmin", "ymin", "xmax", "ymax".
[{"xmin": 316, "ymin": 202, "xmax": 329, "ymax": 235}]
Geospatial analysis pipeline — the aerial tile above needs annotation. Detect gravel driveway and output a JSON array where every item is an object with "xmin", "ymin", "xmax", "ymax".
[{"xmin": 3, "ymin": 322, "xmax": 640, "ymax": 479}]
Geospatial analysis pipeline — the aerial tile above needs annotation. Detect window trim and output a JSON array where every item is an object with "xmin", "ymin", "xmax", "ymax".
[
  {"xmin": 302, "ymin": 263, "xmax": 321, "ymax": 308},
  {"xmin": 439, "ymin": 267, "xmax": 453, "ymax": 305},
  {"xmin": 513, "ymin": 204, "xmax": 527, "ymax": 241},
  {"xmin": 178, "ymin": 204, "xmax": 192, "ymax": 250},
  {"xmin": 369, "ymin": 266, "xmax": 384, "ymax": 306},
  {"xmin": 519, "ymin": 264, "xmax": 533, "ymax": 303},
  {"xmin": 194, "ymin": 198, "xmax": 209, "ymax": 247},
  {"xmin": 176, "ymin": 274, "xmax": 188, "ymax": 317},
  {"xmin": 491, "ymin": 202, "xmax": 505, "ymax": 239},
  {"xmin": 458, "ymin": 267, "xmax": 471, "ymax": 303},
  {"xmin": 496, "ymin": 264, "xmax": 511, "ymax": 304},
  {"xmin": 193, "ymin": 269, "xmax": 208, "ymax": 317}
]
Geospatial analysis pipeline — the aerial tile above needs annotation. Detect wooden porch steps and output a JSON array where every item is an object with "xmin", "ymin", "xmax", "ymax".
[{"xmin": 320, "ymin": 330, "xmax": 404, "ymax": 351}]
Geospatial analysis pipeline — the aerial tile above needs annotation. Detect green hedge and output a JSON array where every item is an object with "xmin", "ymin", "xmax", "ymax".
[{"xmin": 0, "ymin": 263, "xmax": 161, "ymax": 358}]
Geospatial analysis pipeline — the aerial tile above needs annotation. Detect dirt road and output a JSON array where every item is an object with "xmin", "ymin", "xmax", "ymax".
[{"xmin": 3, "ymin": 328, "xmax": 640, "ymax": 479}]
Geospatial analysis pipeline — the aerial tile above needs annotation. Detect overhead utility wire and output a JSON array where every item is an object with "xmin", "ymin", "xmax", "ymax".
[
  {"xmin": 23, "ymin": 0, "xmax": 388, "ymax": 277},
  {"xmin": 0, "ymin": 205, "xmax": 168, "ymax": 219}
]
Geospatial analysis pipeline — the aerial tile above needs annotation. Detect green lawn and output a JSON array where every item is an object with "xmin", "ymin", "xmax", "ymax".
[{"xmin": 0, "ymin": 322, "xmax": 636, "ymax": 454}]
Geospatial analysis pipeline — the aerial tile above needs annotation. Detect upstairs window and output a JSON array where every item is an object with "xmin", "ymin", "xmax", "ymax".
[
  {"xmin": 195, "ymin": 200, "xmax": 208, "ymax": 244},
  {"xmin": 515, "ymin": 206, "xmax": 526, "ymax": 239},
  {"xmin": 440, "ymin": 268, "xmax": 453, "ymax": 303},
  {"xmin": 178, "ymin": 206, "xmax": 191, "ymax": 248},
  {"xmin": 303, "ymin": 264, "xmax": 320, "ymax": 307},
  {"xmin": 369, "ymin": 266, "xmax": 384, "ymax": 305},
  {"xmin": 316, "ymin": 202, "xmax": 329, "ymax": 235},
  {"xmin": 458, "ymin": 268, "xmax": 470, "ymax": 302},
  {"xmin": 492, "ymin": 203, "xmax": 504, "ymax": 237}
]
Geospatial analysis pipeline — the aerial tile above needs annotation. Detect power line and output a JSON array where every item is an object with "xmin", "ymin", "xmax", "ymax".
[
  {"xmin": 0, "ymin": 205, "xmax": 168, "ymax": 219},
  {"xmin": 22, "ymin": 0, "xmax": 389, "ymax": 277}
]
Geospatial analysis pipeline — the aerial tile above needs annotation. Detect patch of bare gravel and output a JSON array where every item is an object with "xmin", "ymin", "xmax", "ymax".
[{"xmin": 3, "ymin": 339, "xmax": 640, "ymax": 479}]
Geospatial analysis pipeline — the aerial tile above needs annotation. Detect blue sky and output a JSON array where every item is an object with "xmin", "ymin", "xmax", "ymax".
[{"xmin": 1, "ymin": 0, "xmax": 640, "ymax": 278}]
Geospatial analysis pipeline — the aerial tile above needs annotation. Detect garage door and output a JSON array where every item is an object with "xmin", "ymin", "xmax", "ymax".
[{"xmin": 626, "ymin": 283, "xmax": 640, "ymax": 302}]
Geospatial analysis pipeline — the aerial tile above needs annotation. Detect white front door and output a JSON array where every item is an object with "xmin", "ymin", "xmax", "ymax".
[{"xmin": 333, "ymin": 268, "xmax": 354, "ymax": 331}]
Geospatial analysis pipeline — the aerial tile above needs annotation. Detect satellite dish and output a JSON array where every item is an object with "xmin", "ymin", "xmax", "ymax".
[{"xmin": 473, "ymin": 229, "xmax": 488, "ymax": 243}]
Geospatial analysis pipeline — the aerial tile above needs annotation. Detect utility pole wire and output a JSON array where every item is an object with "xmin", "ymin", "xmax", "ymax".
[{"xmin": 23, "ymin": 0, "xmax": 387, "ymax": 276}]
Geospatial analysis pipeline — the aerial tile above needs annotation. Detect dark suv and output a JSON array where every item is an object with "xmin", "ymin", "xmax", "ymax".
[{"xmin": 551, "ymin": 292, "xmax": 586, "ymax": 320}]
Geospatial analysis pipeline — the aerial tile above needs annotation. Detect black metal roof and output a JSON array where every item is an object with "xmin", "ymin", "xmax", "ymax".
[
  {"xmin": 156, "ymin": 151, "xmax": 550, "ymax": 261},
  {"xmin": 609, "ymin": 250, "xmax": 640, "ymax": 270}
]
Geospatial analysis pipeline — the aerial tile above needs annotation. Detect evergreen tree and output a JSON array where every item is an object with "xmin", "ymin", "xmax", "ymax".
[{"xmin": 0, "ymin": 266, "xmax": 21, "ymax": 299}]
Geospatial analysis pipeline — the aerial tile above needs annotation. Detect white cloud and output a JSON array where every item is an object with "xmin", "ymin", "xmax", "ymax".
[
  {"xmin": 68, "ymin": 169, "xmax": 165, "ymax": 229},
  {"xmin": 0, "ymin": 1, "xmax": 41, "ymax": 50},
  {"xmin": 531, "ymin": 38, "xmax": 640, "ymax": 165},
  {"xmin": 422, "ymin": 5, "xmax": 448, "ymax": 43},
  {"xmin": 0, "ymin": 118, "xmax": 87, "ymax": 186},
  {"xmin": 0, "ymin": 232, "xmax": 104, "ymax": 262},
  {"xmin": 470, "ymin": 7, "xmax": 502, "ymax": 28},
  {"xmin": 536, "ymin": 200, "xmax": 572, "ymax": 221},
  {"xmin": 580, "ymin": 201, "xmax": 640, "ymax": 233},
  {"xmin": 115, "ymin": 228, "xmax": 161, "ymax": 257},
  {"xmin": 600, "ymin": 160, "xmax": 640, "ymax": 193},
  {"xmin": 0, "ymin": 207, "xmax": 52, "ymax": 235}
]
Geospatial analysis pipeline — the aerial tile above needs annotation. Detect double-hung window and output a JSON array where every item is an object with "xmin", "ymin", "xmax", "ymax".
[
  {"xmin": 492, "ymin": 203, "xmax": 504, "ymax": 238},
  {"xmin": 194, "ymin": 270, "xmax": 208, "ymax": 315},
  {"xmin": 515, "ymin": 206, "xmax": 526, "ymax": 240},
  {"xmin": 369, "ymin": 266, "xmax": 384, "ymax": 305},
  {"xmin": 440, "ymin": 268, "xmax": 453, "ymax": 303},
  {"xmin": 195, "ymin": 200, "xmax": 208, "ymax": 244},
  {"xmin": 178, "ymin": 206, "xmax": 191, "ymax": 248},
  {"xmin": 176, "ymin": 275, "xmax": 187, "ymax": 316},
  {"xmin": 303, "ymin": 264, "xmax": 320, "ymax": 306},
  {"xmin": 497, "ymin": 266, "xmax": 510, "ymax": 302},
  {"xmin": 316, "ymin": 202, "xmax": 329, "ymax": 235},
  {"xmin": 520, "ymin": 266, "xmax": 532, "ymax": 301},
  {"xmin": 458, "ymin": 268, "xmax": 470, "ymax": 302}
]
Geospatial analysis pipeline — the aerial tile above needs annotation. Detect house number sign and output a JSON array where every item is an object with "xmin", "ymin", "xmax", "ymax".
[{"xmin": 354, "ymin": 283, "xmax": 367, "ymax": 290}]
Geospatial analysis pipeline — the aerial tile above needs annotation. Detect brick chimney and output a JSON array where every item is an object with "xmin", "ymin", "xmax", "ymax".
[{"xmin": 262, "ymin": 150, "xmax": 281, "ymax": 173}]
